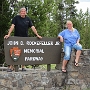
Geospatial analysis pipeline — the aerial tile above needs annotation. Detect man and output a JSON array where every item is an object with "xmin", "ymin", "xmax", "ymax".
[
  {"xmin": 4, "ymin": 7, "xmax": 42, "ymax": 72},
  {"xmin": 58, "ymin": 20, "xmax": 82, "ymax": 73}
]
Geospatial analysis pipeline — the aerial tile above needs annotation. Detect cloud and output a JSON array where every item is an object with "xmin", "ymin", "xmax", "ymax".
[
  {"xmin": 76, "ymin": 2, "xmax": 90, "ymax": 12},
  {"xmin": 78, "ymin": 0, "xmax": 90, "ymax": 2}
]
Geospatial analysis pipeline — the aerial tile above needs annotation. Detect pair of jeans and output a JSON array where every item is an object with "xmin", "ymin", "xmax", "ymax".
[{"xmin": 63, "ymin": 43, "xmax": 82, "ymax": 60}]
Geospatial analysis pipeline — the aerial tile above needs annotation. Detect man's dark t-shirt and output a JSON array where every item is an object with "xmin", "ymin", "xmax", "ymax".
[{"xmin": 12, "ymin": 15, "xmax": 33, "ymax": 37}]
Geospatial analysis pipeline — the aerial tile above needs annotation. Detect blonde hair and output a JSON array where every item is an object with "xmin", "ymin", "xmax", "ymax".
[
  {"xmin": 66, "ymin": 20, "xmax": 73, "ymax": 25},
  {"xmin": 66, "ymin": 20, "xmax": 73, "ymax": 27}
]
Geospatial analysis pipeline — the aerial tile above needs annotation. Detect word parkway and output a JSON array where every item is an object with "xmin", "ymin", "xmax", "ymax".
[{"xmin": 25, "ymin": 57, "xmax": 43, "ymax": 61}]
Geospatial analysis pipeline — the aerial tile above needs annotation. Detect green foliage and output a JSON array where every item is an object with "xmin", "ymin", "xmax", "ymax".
[
  {"xmin": 1, "ymin": 0, "xmax": 90, "ymax": 64},
  {"xmin": 76, "ymin": 9, "xmax": 90, "ymax": 49},
  {"xmin": 0, "ymin": 0, "xmax": 13, "ymax": 44},
  {"xmin": 0, "ymin": 0, "xmax": 13, "ymax": 64},
  {"xmin": 56, "ymin": 0, "xmax": 90, "ymax": 49},
  {"xmin": 14, "ymin": 0, "xmax": 58, "ymax": 37},
  {"xmin": 56, "ymin": 0, "xmax": 79, "ymax": 31}
]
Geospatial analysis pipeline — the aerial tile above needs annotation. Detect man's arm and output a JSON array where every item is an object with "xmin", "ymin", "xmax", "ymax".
[
  {"xmin": 4, "ymin": 24, "xmax": 15, "ymax": 39},
  {"xmin": 31, "ymin": 26, "xmax": 42, "ymax": 39}
]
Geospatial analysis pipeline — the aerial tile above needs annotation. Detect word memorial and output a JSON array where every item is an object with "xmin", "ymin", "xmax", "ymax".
[{"xmin": 4, "ymin": 36, "xmax": 62, "ymax": 65}]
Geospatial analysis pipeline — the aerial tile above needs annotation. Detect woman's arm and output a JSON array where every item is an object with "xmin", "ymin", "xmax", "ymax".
[
  {"xmin": 76, "ymin": 39, "xmax": 80, "ymax": 44},
  {"xmin": 58, "ymin": 36, "xmax": 63, "ymax": 42}
]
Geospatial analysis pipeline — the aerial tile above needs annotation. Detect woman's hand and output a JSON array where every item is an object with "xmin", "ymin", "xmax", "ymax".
[{"xmin": 59, "ymin": 36, "xmax": 63, "ymax": 42}]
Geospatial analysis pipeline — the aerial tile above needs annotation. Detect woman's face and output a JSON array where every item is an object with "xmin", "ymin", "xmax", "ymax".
[
  {"xmin": 66, "ymin": 22, "xmax": 73, "ymax": 29},
  {"xmin": 20, "ymin": 9, "xmax": 26, "ymax": 17}
]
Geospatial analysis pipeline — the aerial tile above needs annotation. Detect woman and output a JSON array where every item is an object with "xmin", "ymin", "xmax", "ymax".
[{"xmin": 58, "ymin": 20, "xmax": 82, "ymax": 73}]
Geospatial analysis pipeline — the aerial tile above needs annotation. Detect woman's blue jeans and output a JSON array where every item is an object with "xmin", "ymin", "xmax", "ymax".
[{"xmin": 64, "ymin": 43, "xmax": 82, "ymax": 60}]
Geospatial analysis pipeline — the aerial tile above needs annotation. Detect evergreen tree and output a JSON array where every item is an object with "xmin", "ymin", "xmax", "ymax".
[
  {"xmin": 56, "ymin": 0, "xmax": 79, "ymax": 32},
  {"xmin": 13, "ymin": 0, "xmax": 59, "ymax": 37},
  {"xmin": 0, "ymin": 0, "xmax": 13, "ymax": 64}
]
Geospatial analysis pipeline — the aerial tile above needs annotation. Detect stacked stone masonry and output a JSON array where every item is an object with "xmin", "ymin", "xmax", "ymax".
[{"xmin": 0, "ymin": 49, "xmax": 90, "ymax": 90}]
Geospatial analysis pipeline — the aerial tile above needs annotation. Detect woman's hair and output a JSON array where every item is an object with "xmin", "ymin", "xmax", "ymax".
[
  {"xmin": 66, "ymin": 20, "xmax": 72, "ymax": 25},
  {"xmin": 66, "ymin": 20, "xmax": 74, "ymax": 30}
]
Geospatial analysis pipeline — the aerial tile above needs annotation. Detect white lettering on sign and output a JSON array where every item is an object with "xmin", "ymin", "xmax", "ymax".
[
  {"xmin": 26, "ymin": 41, "xmax": 53, "ymax": 45},
  {"xmin": 25, "ymin": 57, "xmax": 43, "ymax": 61},
  {"xmin": 20, "ymin": 41, "xmax": 24, "ymax": 45},
  {"xmin": 55, "ymin": 41, "xmax": 60, "ymax": 45},
  {"xmin": 7, "ymin": 41, "xmax": 18, "ymax": 45},
  {"xmin": 24, "ymin": 49, "xmax": 44, "ymax": 53}
]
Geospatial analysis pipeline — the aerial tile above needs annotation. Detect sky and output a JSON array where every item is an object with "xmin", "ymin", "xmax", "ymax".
[
  {"xmin": 76, "ymin": 0, "xmax": 90, "ymax": 12},
  {"xmin": 17, "ymin": 0, "xmax": 90, "ymax": 13}
]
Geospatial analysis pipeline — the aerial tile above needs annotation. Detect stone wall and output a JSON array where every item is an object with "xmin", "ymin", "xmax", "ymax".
[{"xmin": 0, "ymin": 49, "xmax": 90, "ymax": 90}]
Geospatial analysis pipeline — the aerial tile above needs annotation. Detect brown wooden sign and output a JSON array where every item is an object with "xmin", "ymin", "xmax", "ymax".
[{"xmin": 4, "ymin": 36, "xmax": 62, "ymax": 65}]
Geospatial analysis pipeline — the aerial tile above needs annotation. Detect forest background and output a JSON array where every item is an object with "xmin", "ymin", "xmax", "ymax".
[{"xmin": 0, "ymin": 0, "xmax": 90, "ymax": 64}]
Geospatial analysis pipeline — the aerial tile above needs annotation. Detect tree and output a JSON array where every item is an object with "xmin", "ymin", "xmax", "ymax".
[
  {"xmin": 0, "ymin": 0, "xmax": 13, "ymax": 64},
  {"xmin": 13, "ymin": 0, "xmax": 59, "ymax": 37},
  {"xmin": 76, "ymin": 9, "xmax": 90, "ymax": 49},
  {"xmin": 56, "ymin": 0, "xmax": 90, "ymax": 49},
  {"xmin": 56, "ymin": 0, "xmax": 79, "ymax": 32}
]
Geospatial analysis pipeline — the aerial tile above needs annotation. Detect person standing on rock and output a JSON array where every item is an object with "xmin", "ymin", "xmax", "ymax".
[{"xmin": 4, "ymin": 7, "xmax": 42, "ymax": 72}]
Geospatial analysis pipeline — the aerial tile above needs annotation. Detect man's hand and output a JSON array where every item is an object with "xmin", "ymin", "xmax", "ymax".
[
  {"xmin": 4, "ymin": 24, "xmax": 14, "ymax": 39},
  {"xmin": 4, "ymin": 35, "xmax": 10, "ymax": 39},
  {"xmin": 31, "ymin": 26, "xmax": 42, "ymax": 39},
  {"xmin": 37, "ymin": 35, "xmax": 42, "ymax": 39}
]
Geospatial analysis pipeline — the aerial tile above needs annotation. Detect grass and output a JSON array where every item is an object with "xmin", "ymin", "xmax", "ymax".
[{"xmin": 26, "ymin": 64, "xmax": 56, "ymax": 70}]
